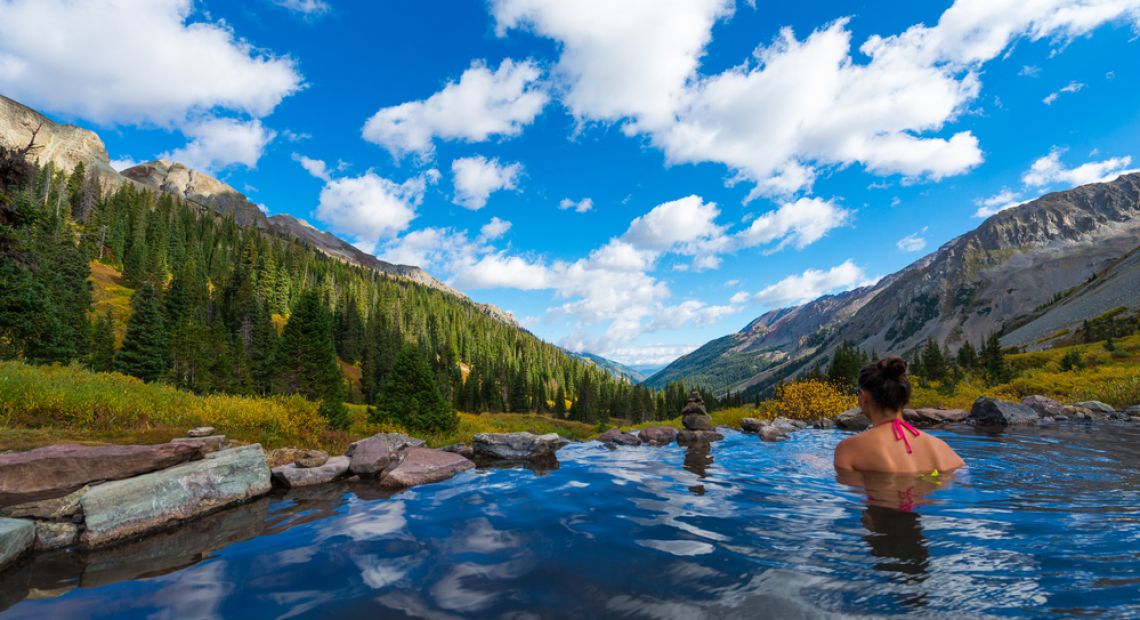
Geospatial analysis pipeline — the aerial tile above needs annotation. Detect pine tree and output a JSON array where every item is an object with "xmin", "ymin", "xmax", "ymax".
[
  {"xmin": 88, "ymin": 309, "xmax": 116, "ymax": 372},
  {"xmin": 918, "ymin": 337, "xmax": 947, "ymax": 382},
  {"xmin": 276, "ymin": 290, "xmax": 347, "ymax": 428},
  {"xmin": 115, "ymin": 284, "xmax": 168, "ymax": 382},
  {"xmin": 371, "ymin": 343, "xmax": 457, "ymax": 433},
  {"xmin": 979, "ymin": 333, "xmax": 1011, "ymax": 386},
  {"xmin": 827, "ymin": 341, "xmax": 866, "ymax": 387},
  {"xmin": 956, "ymin": 341, "xmax": 978, "ymax": 369}
]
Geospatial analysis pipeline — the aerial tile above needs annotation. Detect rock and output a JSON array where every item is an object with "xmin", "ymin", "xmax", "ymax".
[
  {"xmin": 770, "ymin": 417, "xmax": 799, "ymax": 434},
  {"xmin": 473, "ymin": 432, "xmax": 563, "ymax": 461},
  {"xmin": 597, "ymin": 429, "xmax": 642, "ymax": 446},
  {"xmin": 638, "ymin": 426, "xmax": 678, "ymax": 446},
  {"xmin": 80, "ymin": 445, "xmax": 271, "ymax": 548},
  {"xmin": 905, "ymin": 408, "xmax": 970, "ymax": 427},
  {"xmin": 739, "ymin": 418, "xmax": 765, "ymax": 433},
  {"xmin": 173, "ymin": 435, "xmax": 224, "ymax": 453},
  {"xmin": 348, "ymin": 433, "xmax": 425, "ymax": 477},
  {"xmin": 0, "ymin": 518, "xmax": 34, "ymax": 569},
  {"xmin": 0, "ymin": 442, "xmax": 204, "ymax": 507},
  {"xmin": 440, "ymin": 443, "xmax": 475, "ymax": 459},
  {"xmin": 293, "ymin": 450, "xmax": 329, "ymax": 468},
  {"xmin": 34, "ymin": 521, "xmax": 78, "ymax": 551},
  {"xmin": 813, "ymin": 418, "xmax": 836, "ymax": 429},
  {"xmin": 1020, "ymin": 395, "xmax": 1067, "ymax": 418},
  {"xmin": 186, "ymin": 427, "xmax": 215, "ymax": 438},
  {"xmin": 969, "ymin": 397, "xmax": 1039, "ymax": 426},
  {"xmin": 0, "ymin": 485, "xmax": 88, "ymax": 520},
  {"xmin": 835, "ymin": 407, "xmax": 870, "ymax": 431},
  {"xmin": 1074, "ymin": 400, "xmax": 1116, "ymax": 414},
  {"xmin": 676, "ymin": 430, "xmax": 725, "ymax": 445},
  {"xmin": 681, "ymin": 390, "xmax": 714, "ymax": 431},
  {"xmin": 759, "ymin": 426, "xmax": 788, "ymax": 442},
  {"xmin": 378, "ymin": 448, "xmax": 474, "ymax": 489},
  {"xmin": 266, "ymin": 448, "xmax": 305, "ymax": 468},
  {"xmin": 271, "ymin": 456, "xmax": 349, "ymax": 488}
]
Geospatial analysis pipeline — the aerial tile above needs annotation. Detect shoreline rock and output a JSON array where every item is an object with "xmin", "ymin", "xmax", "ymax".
[
  {"xmin": 905, "ymin": 408, "xmax": 969, "ymax": 427},
  {"xmin": 271, "ymin": 456, "xmax": 349, "ymax": 489},
  {"xmin": 677, "ymin": 430, "xmax": 725, "ymax": 445},
  {"xmin": 348, "ymin": 433, "xmax": 425, "ymax": 477},
  {"xmin": 0, "ymin": 518, "xmax": 34, "ymax": 570},
  {"xmin": 638, "ymin": 426, "xmax": 678, "ymax": 446},
  {"xmin": 473, "ymin": 432, "xmax": 563, "ymax": 461},
  {"xmin": 969, "ymin": 397, "xmax": 1039, "ymax": 426},
  {"xmin": 597, "ymin": 429, "xmax": 641, "ymax": 447},
  {"xmin": 835, "ymin": 408, "xmax": 870, "ymax": 431},
  {"xmin": 378, "ymin": 448, "xmax": 474, "ymax": 489}
]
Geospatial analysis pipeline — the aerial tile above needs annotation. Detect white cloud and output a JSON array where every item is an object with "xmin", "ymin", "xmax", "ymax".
[
  {"xmin": 452, "ymin": 254, "xmax": 552, "ymax": 290},
  {"xmin": 109, "ymin": 158, "xmax": 138, "ymax": 172},
  {"xmin": 752, "ymin": 260, "xmax": 866, "ymax": 308},
  {"xmin": 602, "ymin": 344, "xmax": 698, "ymax": 367},
  {"xmin": 0, "ymin": 0, "xmax": 301, "ymax": 127},
  {"xmin": 1022, "ymin": 147, "xmax": 1135, "ymax": 187},
  {"xmin": 735, "ymin": 197, "xmax": 851, "ymax": 251},
  {"xmin": 723, "ymin": 279, "xmax": 740, "ymax": 288},
  {"xmin": 896, "ymin": 227, "xmax": 929, "ymax": 252},
  {"xmin": 1042, "ymin": 80, "xmax": 1085, "ymax": 104},
  {"xmin": 162, "ymin": 117, "xmax": 276, "ymax": 171},
  {"xmin": 272, "ymin": 0, "xmax": 330, "ymax": 19},
  {"xmin": 451, "ymin": 156, "xmax": 522, "ymax": 210},
  {"xmin": 361, "ymin": 59, "xmax": 548, "ymax": 158},
  {"xmin": 1019, "ymin": 64, "xmax": 1041, "ymax": 77},
  {"xmin": 479, "ymin": 216, "xmax": 512, "ymax": 240},
  {"xmin": 558, "ymin": 197, "xmax": 593, "ymax": 213},
  {"xmin": 493, "ymin": 0, "xmax": 1140, "ymax": 195},
  {"xmin": 298, "ymin": 155, "xmax": 435, "ymax": 253},
  {"xmin": 973, "ymin": 188, "xmax": 1025, "ymax": 217},
  {"xmin": 729, "ymin": 291, "xmax": 750, "ymax": 304},
  {"xmin": 623, "ymin": 195, "xmax": 724, "ymax": 252}
]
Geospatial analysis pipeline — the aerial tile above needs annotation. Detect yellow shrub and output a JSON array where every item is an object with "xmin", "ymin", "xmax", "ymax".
[{"xmin": 771, "ymin": 379, "xmax": 856, "ymax": 421}]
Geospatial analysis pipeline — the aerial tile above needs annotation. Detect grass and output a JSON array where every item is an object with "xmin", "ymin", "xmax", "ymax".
[{"xmin": 88, "ymin": 260, "xmax": 134, "ymax": 345}]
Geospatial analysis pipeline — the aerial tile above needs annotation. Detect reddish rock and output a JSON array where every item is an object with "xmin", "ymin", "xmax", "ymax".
[
  {"xmin": 379, "ymin": 448, "xmax": 474, "ymax": 489},
  {"xmin": 597, "ymin": 429, "xmax": 641, "ymax": 446},
  {"xmin": 638, "ymin": 426, "xmax": 679, "ymax": 446},
  {"xmin": 346, "ymin": 433, "xmax": 423, "ymax": 477},
  {"xmin": 0, "ymin": 442, "xmax": 204, "ymax": 507}
]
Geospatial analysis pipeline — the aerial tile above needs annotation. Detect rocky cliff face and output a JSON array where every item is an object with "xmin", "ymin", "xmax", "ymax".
[
  {"xmin": 648, "ymin": 173, "xmax": 1140, "ymax": 395},
  {"xmin": 121, "ymin": 160, "xmax": 270, "ymax": 229},
  {"xmin": 0, "ymin": 95, "xmax": 122, "ymax": 186}
]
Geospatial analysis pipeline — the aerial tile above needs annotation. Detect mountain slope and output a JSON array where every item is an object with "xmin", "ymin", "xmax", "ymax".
[
  {"xmin": 574, "ymin": 352, "xmax": 648, "ymax": 383},
  {"xmin": 648, "ymin": 173, "xmax": 1140, "ymax": 395}
]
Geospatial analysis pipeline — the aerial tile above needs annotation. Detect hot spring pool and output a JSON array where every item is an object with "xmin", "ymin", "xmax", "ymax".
[{"xmin": 2, "ymin": 425, "xmax": 1138, "ymax": 618}]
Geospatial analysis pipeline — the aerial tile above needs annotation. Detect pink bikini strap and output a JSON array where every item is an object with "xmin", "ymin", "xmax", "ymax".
[{"xmin": 877, "ymin": 418, "xmax": 921, "ymax": 454}]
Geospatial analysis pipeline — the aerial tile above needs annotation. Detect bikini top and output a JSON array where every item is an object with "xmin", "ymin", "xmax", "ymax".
[{"xmin": 876, "ymin": 417, "xmax": 921, "ymax": 454}]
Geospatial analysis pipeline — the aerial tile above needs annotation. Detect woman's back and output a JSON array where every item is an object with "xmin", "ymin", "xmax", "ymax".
[{"xmin": 834, "ymin": 421, "xmax": 964, "ymax": 474}]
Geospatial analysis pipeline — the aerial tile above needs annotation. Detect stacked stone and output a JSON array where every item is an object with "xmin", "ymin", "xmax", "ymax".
[{"xmin": 677, "ymin": 391, "xmax": 724, "ymax": 444}]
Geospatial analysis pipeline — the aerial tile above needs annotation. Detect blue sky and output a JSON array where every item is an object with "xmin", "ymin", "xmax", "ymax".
[{"xmin": 1, "ymin": 0, "xmax": 1138, "ymax": 369}]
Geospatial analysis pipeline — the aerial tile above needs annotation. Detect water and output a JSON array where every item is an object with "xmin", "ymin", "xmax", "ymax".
[{"xmin": 2, "ymin": 425, "xmax": 1139, "ymax": 619}]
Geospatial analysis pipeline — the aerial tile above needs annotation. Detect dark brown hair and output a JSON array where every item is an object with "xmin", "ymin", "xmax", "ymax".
[{"xmin": 857, "ymin": 356, "xmax": 911, "ymax": 411}]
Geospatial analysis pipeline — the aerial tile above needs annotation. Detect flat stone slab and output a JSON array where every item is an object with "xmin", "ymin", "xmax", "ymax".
[
  {"xmin": 473, "ymin": 432, "xmax": 562, "ymax": 461},
  {"xmin": 186, "ymin": 427, "xmax": 215, "ymax": 438},
  {"xmin": 905, "ymin": 408, "xmax": 969, "ymax": 427},
  {"xmin": 1074, "ymin": 400, "xmax": 1115, "ymax": 414},
  {"xmin": 638, "ymin": 426, "xmax": 678, "ymax": 446},
  {"xmin": 80, "ymin": 445, "xmax": 271, "ymax": 548},
  {"xmin": 173, "ymin": 435, "xmax": 224, "ymax": 453},
  {"xmin": 271, "ymin": 456, "xmax": 349, "ymax": 488},
  {"xmin": 0, "ymin": 485, "xmax": 88, "ymax": 520},
  {"xmin": 0, "ymin": 517, "xmax": 34, "ymax": 569},
  {"xmin": 0, "ymin": 442, "xmax": 204, "ymax": 507},
  {"xmin": 379, "ymin": 448, "xmax": 474, "ymax": 489}
]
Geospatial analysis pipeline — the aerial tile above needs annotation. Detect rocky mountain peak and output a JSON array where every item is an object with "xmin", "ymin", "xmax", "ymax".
[
  {"xmin": 120, "ymin": 160, "xmax": 270, "ymax": 229},
  {"xmin": 0, "ymin": 95, "xmax": 119, "ymax": 183}
]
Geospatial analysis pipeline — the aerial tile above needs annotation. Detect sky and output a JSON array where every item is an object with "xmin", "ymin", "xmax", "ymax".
[{"xmin": 1, "ymin": 0, "xmax": 1139, "ymax": 370}]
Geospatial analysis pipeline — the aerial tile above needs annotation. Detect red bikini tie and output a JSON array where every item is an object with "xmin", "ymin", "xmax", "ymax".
[{"xmin": 880, "ymin": 418, "xmax": 921, "ymax": 454}]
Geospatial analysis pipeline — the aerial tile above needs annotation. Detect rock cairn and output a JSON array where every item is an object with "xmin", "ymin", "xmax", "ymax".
[{"xmin": 677, "ymin": 391, "xmax": 724, "ymax": 444}]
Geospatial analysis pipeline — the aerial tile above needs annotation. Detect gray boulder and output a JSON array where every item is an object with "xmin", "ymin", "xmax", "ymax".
[
  {"xmin": 293, "ymin": 450, "xmax": 329, "ymax": 468},
  {"xmin": 597, "ymin": 429, "xmax": 641, "ymax": 446},
  {"xmin": 770, "ymin": 417, "xmax": 800, "ymax": 434},
  {"xmin": 271, "ymin": 456, "xmax": 349, "ymax": 488},
  {"xmin": 638, "ymin": 426, "xmax": 678, "ymax": 446},
  {"xmin": 905, "ymin": 408, "xmax": 970, "ymax": 427},
  {"xmin": 739, "ymin": 418, "xmax": 765, "ymax": 433},
  {"xmin": 759, "ymin": 426, "xmax": 788, "ymax": 442},
  {"xmin": 1074, "ymin": 400, "xmax": 1116, "ymax": 414},
  {"xmin": 186, "ymin": 427, "xmax": 215, "ymax": 438},
  {"xmin": 348, "ymin": 433, "xmax": 425, "ymax": 476},
  {"xmin": 173, "ymin": 435, "xmax": 225, "ymax": 453},
  {"xmin": 34, "ymin": 521, "xmax": 78, "ymax": 551},
  {"xmin": 378, "ymin": 448, "xmax": 474, "ymax": 489},
  {"xmin": 969, "ymin": 397, "xmax": 1039, "ymax": 426},
  {"xmin": 1020, "ymin": 395, "xmax": 1067, "ymax": 418},
  {"xmin": 440, "ymin": 443, "xmax": 475, "ymax": 459},
  {"xmin": 0, "ymin": 485, "xmax": 88, "ymax": 520},
  {"xmin": 80, "ymin": 444, "xmax": 271, "ymax": 548},
  {"xmin": 473, "ymin": 432, "xmax": 563, "ymax": 461},
  {"xmin": 0, "ymin": 442, "xmax": 203, "ymax": 506},
  {"xmin": 0, "ymin": 517, "xmax": 34, "ymax": 569},
  {"xmin": 835, "ymin": 408, "xmax": 870, "ymax": 431},
  {"xmin": 813, "ymin": 418, "xmax": 836, "ymax": 429}
]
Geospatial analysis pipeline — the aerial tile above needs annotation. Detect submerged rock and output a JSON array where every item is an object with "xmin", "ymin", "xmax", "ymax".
[
  {"xmin": 34, "ymin": 521, "xmax": 78, "ymax": 551},
  {"xmin": 80, "ymin": 445, "xmax": 271, "ymax": 548},
  {"xmin": 835, "ymin": 408, "xmax": 870, "ymax": 431},
  {"xmin": 0, "ymin": 442, "xmax": 204, "ymax": 507},
  {"xmin": 677, "ymin": 430, "xmax": 725, "ymax": 445},
  {"xmin": 905, "ymin": 408, "xmax": 969, "ymax": 427},
  {"xmin": 638, "ymin": 426, "xmax": 678, "ymax": 446},
  {"xmin": 348, "ymin": 433, "xmax": 425, "ymax": 477},
  {"xmin": 969, "ymin": 397, "xmax": 1039, "ymax": 426},
  {"xmin": 0, "ymin": 518, "xmax": 34, "ymax": 569},
  {"xmin": 473, "ymin": 432, "xmax": 563, "ymax": 461},
  {"xmin": 186, "ymin": 427, "xmax": 215, "ymax": 438},
  {"xmin": 293, "ymin": 450, "xmax": 329, "ymax": 469},
  {"xmin": 597, "ymin": 429, "xmax": 642, "ymax": 446},
  {"xmin": 1074, "ymin": 400, "xmax": 1115, "ymax": 414},
  {"xmin": 379, "ymin": 448, "xmax": 474, "ymax": 489},
  {"xmin": 271, "ymin": 456, "xmax": 349, "ymax": 489},
  {"xmin": 770, "ymin": 417, "xmax": 801, "ymax": 434}
]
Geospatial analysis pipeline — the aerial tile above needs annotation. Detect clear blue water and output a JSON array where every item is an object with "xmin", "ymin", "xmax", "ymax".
[{"xmin": 2, "ymin": 425, "xmax": 1139, "ymax": 619}]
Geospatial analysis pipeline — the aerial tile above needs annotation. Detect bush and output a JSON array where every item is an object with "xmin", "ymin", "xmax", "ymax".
[
  {"xmin": 1059, "ymin": 350, "xmax": 1086, "ymax": 372},
  {"xmin": 770, "ymin": 379, "xmax": 856, "ymax": 421}
]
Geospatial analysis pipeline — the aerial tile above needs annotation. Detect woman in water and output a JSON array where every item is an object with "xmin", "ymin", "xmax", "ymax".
[{"xmin": 834, "ymin": 356, "xmax": 964, "ymax": 474}]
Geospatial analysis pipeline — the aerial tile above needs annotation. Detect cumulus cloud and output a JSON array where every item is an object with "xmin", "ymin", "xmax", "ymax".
[
  {"xmin": 1042, "ymin": 80, "xmax": 1085, "ymax": 105},
  {"xmin": 161, "ymin": 117, "xmax": 276, "ymax": 171},
  {"xmin": 297, "ymin": 155, "xmax": 436, "ymax": 253},
  {"xmin": 973, "ymin": 188, "xmax": 1025, "ymax": 217},
  {"xmin": 451, "ymin": 156, "xmax": 522, "ymax": 210},
  {"xmin": 1022, "ymin": 147, "xmax": 1135, "ymax": 187},
  {"xmin": 623, "ymin": 195, "xmax": 724, "ymax": 252},
  {"xmin": 558, "ymin": 197, "xmax": 593, "ymax": 213},
  {"xmin": 752, "ymin": 260, "xmax": 867, "ymax": 308},
  {"xmin": 735, "ymin": 197, "xmax": 851, "ymax": 251},
  {"xmin": 492, "ymin": 0, "xmax": 1140, "ymax": 195},
  {"xmin": 0, "ymin": 0, "xmax": 301, "ymax": 126},
  {"xmin": 362, "ymin": 59, "xmax": 548, "ymax": 158},
  {"xmin": 896, "ymin": 227, "xmax": 929, "ymax": 252},
  {"xmin": 479, "ymin": 216, "xmax": 512, "ymax": 240}
]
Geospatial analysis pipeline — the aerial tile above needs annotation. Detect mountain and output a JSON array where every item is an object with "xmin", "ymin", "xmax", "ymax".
[
  {"xmin": 574, "ymin": 352, "xmax": 648, "ymax": 383},
  {"xmin": 647, "ymin": 173, "xmax": 1140, "ymax": 395},
  {"xmin": 0, "ymin": 95, "xmax": 515, "ymax": 325}
]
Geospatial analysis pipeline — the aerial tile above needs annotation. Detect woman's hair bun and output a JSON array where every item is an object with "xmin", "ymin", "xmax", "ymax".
[{"xmin": 879, "ymin": 355, "xmax": 907, "ymax": 379}]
